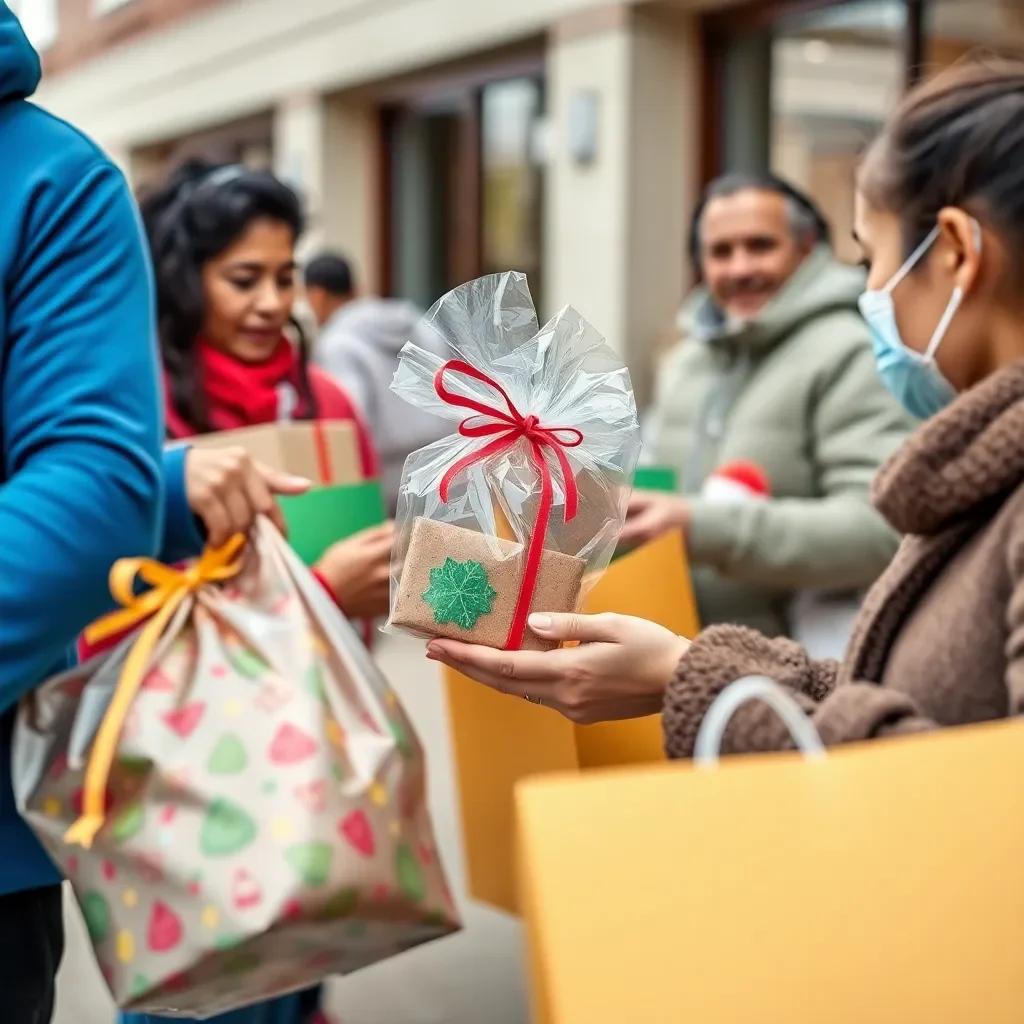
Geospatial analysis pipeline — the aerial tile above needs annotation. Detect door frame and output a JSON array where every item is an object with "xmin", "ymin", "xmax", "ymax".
[
  {"xmin": 374, "ymin": 46, "xmax": 545, "ymax": 297},
  {"xmin": 698, "ymin": 0, "xmax": 928, "ymax": 187}
]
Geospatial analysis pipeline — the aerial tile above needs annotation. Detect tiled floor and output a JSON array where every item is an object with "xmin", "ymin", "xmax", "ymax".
[{"xmin": 54, "ymin": 633, "xmax": 530, "ymax": 1024}]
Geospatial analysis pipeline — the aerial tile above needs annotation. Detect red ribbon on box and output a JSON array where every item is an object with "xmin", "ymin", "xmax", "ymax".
[{"xmin": 433, "ymin": 359, "xmax": 583, "ymax": 650}]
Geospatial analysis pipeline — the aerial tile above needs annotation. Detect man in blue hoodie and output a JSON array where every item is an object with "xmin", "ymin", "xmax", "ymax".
[{"xmin": 0, "ymin": 6, "xmax": 177, "ymax": 1020}]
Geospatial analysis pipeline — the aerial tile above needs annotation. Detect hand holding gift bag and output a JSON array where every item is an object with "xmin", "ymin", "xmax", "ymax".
[
  {"xmin": 185, "ymin": 421, "xmax": 388, "ymax": 571},
  {"xmin": 15, "ymin": 519, "xmax": 458, "ymax": 1018},
  {"xmin": 385, "ymin": 271, "xmax": 642, "ymax": 651},
  {"xmin": 517, "ymin": 677, "xmax": 1024, "ymax": 1024}
]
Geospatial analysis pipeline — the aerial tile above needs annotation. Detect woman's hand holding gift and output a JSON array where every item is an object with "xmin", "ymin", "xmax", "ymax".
[
  {"xmin": 185, "ymin": 446, "xmax": 311, "ymax": 546},
  {"xmin": 426, "ymin": 612, "xmax": 690, "ymax": 724},
  {"xmin": 315, "ymin": 522, "xmax": 395, "ymax": 620}
]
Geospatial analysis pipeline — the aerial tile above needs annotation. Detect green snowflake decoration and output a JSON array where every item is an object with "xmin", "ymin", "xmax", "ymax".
[{"xmin": 423, "ymin": 558, "xmax": 498, "ymax": 631}]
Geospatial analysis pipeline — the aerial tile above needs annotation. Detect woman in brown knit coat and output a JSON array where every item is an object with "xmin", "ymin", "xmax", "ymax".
[{"xmin": 426, "ymin": 60, "xmax": 1024, "ymax": 758}]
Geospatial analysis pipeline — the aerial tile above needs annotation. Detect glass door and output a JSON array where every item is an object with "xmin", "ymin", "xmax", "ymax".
[
  {"xmin": 480, "ymin": 77, "xmax": 545, "ymax": 312},
  {"xmin": 702, "ymin": 0, "xmax": 913, "ymax": 264},
  {"xmin": 380, "ymin": 58, "xmax": 546, "ymax": 312}
]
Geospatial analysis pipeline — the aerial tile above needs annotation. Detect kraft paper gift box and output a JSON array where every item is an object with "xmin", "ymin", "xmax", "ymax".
[
  {"xmin": 390, "ymin": 518, "xmax": 586, "ymax": 653},
  {"xmin": 186, "ymin": 422, "xmax": 362, "ymax": 484},
  {"xmin": 516, "ymin": 680, "xmax": 1024, "ymax": 1024}
]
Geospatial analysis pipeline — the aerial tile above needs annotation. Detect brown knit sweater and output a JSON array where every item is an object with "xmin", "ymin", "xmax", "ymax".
[{"xmin": 663, "ymin": 359, "xmax": 1024, "ymax": 757}]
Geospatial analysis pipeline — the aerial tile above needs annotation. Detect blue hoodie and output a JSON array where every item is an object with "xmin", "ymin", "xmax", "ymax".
[{"xmin": 0, "ymin": 4, "xmax": 193, "ymax": 895}]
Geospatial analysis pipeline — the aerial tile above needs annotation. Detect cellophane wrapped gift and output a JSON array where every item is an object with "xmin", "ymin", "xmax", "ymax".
[
  {"xmin": 14, "ymin": 518, "xmax": 459, "ymax": 1019},
  {"xmin": 385, "ymin": 272, "xmax": 642, "ymax": 652}
]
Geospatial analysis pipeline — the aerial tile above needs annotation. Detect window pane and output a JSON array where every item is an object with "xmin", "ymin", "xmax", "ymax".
[
  {"xmin": 481, "ymin": 78, "xmax": 545, "ymax": 310},
  {"xmin": 770, "ymin": 1, "xmax": 906, "ymax": 263}
]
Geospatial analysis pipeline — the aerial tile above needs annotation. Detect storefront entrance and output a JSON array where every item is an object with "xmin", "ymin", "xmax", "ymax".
[
  {"xmin": 378, "ymin": 52, "xmax": 546, "ymax": 314},
  {"xmin": 702, "ymin": 0, "xmax": 1024, "ymax": 264}
]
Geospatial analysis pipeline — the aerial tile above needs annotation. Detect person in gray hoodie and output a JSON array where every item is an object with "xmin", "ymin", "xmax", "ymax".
[{"xmin": 305, "ymin": 253, "xmax": 450, "ymax": 512}]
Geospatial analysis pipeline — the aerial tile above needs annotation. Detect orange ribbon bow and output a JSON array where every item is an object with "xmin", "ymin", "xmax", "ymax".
[{"xmin": 64, "ymin": 537, "xmax": 246, "ymax": 849}]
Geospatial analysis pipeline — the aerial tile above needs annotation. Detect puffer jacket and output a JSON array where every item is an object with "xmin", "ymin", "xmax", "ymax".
[{"xmin": 645, "ymin": 245, "xmax": 915, "ymax": 636}]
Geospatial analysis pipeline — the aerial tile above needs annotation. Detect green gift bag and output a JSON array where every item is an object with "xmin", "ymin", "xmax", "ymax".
[
  {"xmin": 278, "ymin": 481, "xmax": 387, "ymax": 565},
  {"xmin": 632, "ymin": 466, "xmax": 678, "ymax": 492}
]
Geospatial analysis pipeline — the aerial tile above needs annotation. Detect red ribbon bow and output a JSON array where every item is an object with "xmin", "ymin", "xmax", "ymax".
[{"xmin": 434, "ymin": 359, "xmax": 583, "ymax": 650}]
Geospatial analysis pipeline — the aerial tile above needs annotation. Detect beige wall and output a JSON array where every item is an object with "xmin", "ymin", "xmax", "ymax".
[
  {"xmin": 625, "ymin": 7, "xmax": 699, "ymax": 407},
  {"xmin": 545, "ymin": 10, "xmax": 633, "ymax": 361},
  {"xmin": 35, "ymin": 0, "xmax": 638, "ymax": 152},
  {"xmin": 43, "ymin": 0, "xmax": 227, "ymax": 77},
  {"xmin": 272, "ymin": 92, "xmax": 378, "ymax": 292},
  {"xmin": 322, "ymin": 96, "xmax": 380, "ymax": 295},
  {"xmin": 546, "ymin": 4, "xmax": 699, "ymax": 406}
]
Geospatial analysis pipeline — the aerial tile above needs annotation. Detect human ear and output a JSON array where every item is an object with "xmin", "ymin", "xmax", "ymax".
[{"xmin": 936, "ymin": 207, "xmax": 983, "ymax": 296}]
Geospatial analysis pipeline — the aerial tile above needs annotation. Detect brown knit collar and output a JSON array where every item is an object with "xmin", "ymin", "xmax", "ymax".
[{"xmin": 873, "ymin": 359, "xmax": 1024, "ymax": 535}]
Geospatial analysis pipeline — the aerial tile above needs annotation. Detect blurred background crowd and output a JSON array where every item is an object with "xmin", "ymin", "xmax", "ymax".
[{"xmin": 16, "ymin": 0, "xmax": 1022, "ymax": 412}]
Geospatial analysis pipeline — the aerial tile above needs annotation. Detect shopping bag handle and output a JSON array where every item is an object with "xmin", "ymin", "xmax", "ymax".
[{"xmin": 693, "ymin": 675, "xmax": 826, "ymax": 765}]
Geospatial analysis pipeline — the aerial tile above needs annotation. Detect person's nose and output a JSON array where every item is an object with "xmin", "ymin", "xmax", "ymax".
[
  {"xmin": 725, "ymin": 249, "xmax": 759, "ymax": 280},
  {"xmin": 253, "ymin": 279, "xmax": 288, "ymax": 318}
]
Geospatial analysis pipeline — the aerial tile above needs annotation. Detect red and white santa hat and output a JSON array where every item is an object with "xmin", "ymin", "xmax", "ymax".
[{"xmin": 700, "ymin": 460, "xmax": 771, "ymax": 504}]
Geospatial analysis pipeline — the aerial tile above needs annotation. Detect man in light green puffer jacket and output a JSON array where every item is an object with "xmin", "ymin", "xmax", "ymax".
[{"xmin": 628, "ymin": 173, "xmax": 915, "ymax": 637}]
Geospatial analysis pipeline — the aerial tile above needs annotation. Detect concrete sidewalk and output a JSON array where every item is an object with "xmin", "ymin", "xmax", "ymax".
[{"xmin": 54, "ymin": 633, "xmax": 530, "ymax": 1024}]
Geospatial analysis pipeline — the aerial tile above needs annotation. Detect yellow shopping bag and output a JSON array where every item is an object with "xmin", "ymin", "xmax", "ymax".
[
  {"xmin": 444, "ymin": 529, "xmax": 698, "ymax": 914},
  {"xmin": 517, "ymin": 679, "xmax": 1024, "ymax": 1024}
]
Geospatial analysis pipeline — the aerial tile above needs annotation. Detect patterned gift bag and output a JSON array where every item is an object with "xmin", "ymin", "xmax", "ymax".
[{"xmin": 14, "ymin": 518, "xmax": 459, "ymax": 1018}]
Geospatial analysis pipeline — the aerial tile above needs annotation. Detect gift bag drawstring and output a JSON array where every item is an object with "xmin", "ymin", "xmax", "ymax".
[{"xmin": 64, "ymin": 537, "xmax": 246, "ymax": 849}]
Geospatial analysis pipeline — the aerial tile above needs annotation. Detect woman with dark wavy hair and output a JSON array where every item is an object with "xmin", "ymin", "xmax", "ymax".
[{"xmin": 148, "ymin": 159, "xmax": 393, "ymax": 619}]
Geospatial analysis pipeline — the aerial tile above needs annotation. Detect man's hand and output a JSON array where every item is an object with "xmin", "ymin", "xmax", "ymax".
[
  {"xmin": 185, "ymin": 446, "xmax": 310, "ymax": 547},
  {"xmin": 315, "ymin": 522, "xmax": 395, "ymax": 620},
  {"xmin": 619, "ymin": 489, "xmax": 691, "ymax": 548}
]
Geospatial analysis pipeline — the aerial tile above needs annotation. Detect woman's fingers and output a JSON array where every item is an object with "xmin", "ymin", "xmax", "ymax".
[
  {"xmin": 426, "ymin": 647, "xmax": 551, "ymax": 700},
  {"xmin": 221, "ymin": 485, "xmax": 255, "ymax": 539},
  {"xmin": 244, "ymin": 461, "xmax": 288, "ymax": 537},
  {"xmin": 254, "ymin": 462, "xmax": 312, "ymax": 496},
  {"xmin": 527, "ymin": 612, "xmax": 622, "ymax": 644},
  {"xmin": 426, "ymin": 639, "xmax": 567, "ymax": 683},
  {"xmin": 201, "ymin": 500, "xmax": 233, "ymax": 548}
]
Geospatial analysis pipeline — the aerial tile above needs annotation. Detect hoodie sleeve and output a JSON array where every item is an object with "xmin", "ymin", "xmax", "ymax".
[
  {"xmin": 0, "ymin": 146, "xmax": 164, "ymax": 712},
  {"xmin": 159, "ymin": 444, "xmax": 206, "ymax": 564},
  {"xmin": 315, "ymin": 319, "xmax": 374, "ymax": 420},
  {"xmin": 686, "ymin": 337, "xmax": 912, "ymax": 590}
]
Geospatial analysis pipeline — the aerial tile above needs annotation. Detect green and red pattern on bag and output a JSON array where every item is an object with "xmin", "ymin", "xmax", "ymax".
[{"xmin": 14, "ymin": 518, "xmax": 459, "ymax": 1017}]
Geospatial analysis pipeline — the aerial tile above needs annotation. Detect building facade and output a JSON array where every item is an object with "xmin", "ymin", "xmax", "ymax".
[{"xmin": 23, "ymin": 0, "xmax": 1024, "ymax": 405}]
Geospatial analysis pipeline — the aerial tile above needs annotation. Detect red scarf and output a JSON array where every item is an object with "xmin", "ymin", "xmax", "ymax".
[
  {"xmin": 165, "ymin": 338, "xmax": 310, "ymax": 437},
  {"xmin": 163, "ymin": 337, "xmax": 377, "ymax": 479}
]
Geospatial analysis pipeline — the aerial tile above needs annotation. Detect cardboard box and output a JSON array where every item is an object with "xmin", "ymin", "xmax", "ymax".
[{"xmin": 186, "ymin": 422, "xmax": 362, "ymax": 485}]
